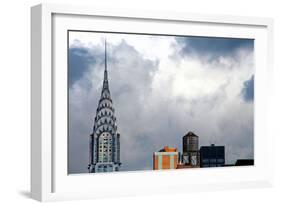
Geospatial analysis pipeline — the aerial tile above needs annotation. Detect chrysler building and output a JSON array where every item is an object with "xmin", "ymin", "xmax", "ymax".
[{"xmin": 88, "ymin": 40, "xmax": 121, "ymax": 173}]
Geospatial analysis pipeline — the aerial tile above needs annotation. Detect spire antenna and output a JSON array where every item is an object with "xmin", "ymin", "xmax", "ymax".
[
  {"xmin": 105, "ymin": 38, "xmax": 107, "ymax": 72},
  {"xmin": 102, "ymin": 38, "xmax": 109, "ymax": 90}
]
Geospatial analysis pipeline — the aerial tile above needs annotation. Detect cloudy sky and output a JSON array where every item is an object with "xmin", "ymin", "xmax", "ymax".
[{"xmin": 68, "ymin": 31, "xmax": 254, "ymax": 174}]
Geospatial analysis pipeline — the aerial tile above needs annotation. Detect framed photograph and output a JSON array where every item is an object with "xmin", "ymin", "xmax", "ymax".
[{"xmin": 31, "ymin": 3, "xmax": 274, "ymax": 201}]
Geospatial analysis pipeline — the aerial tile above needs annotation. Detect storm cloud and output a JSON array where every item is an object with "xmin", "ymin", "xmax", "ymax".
[
  {"xmin": 68, "ymin": 32, "xmax": 254, "ymax": 174},
  {"xmin": 175, "ymin": 36, "xmax": 254, "ymax": 68},
  {"xmin": 241, "ymin": 75, "xmax": 254, "ymax": 102}
]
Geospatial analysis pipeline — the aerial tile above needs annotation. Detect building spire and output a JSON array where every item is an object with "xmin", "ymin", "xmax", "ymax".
[
  {"xmin": 105, "ymin": 39, "xmax": 107, "ymax": 75},
  {"xmin": 102, "ymin": 39, "xmax": 109, "ymax": 90},
  {"xmin": 89, "ymin": 38, "xmax": 121, "ymax": 173}
]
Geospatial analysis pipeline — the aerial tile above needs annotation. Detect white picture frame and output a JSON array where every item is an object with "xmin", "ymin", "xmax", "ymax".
[{"xmin": 31, "ymin": 3, "xmax": 274, "ymax": 202}]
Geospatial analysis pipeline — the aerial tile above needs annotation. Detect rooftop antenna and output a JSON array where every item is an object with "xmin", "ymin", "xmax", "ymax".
[{"xmin": 104, "ymin": 38, "xmax": 107, "ymax": 72}]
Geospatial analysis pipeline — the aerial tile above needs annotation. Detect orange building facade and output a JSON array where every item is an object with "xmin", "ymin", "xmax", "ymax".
[{"xmin": 153, "ymin": 146, "xmax": 178, "ymax": 170}]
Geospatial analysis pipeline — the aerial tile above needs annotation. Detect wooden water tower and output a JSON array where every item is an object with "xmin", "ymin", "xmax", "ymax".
[{"xmin": 182, "ymin": 131, "xmax": 200, "ymax": 167}]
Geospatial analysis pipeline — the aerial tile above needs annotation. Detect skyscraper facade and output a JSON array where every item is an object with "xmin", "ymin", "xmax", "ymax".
[
  {"xmin": 200, "ymin": 144, "xmax": 225, "ymax": 167},
  {"xmin": 88, "ymin": 41, "xmax": 121, "ymax": 173}
]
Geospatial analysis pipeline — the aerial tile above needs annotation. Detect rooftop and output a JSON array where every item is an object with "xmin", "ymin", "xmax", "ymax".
[
  {"xmin": 183, "ymin": 131, "xmax": 198, "ymax": 138},
  {"xmin": 158, "ymin": 146, "xmax": 177, "ymax": 152}
]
